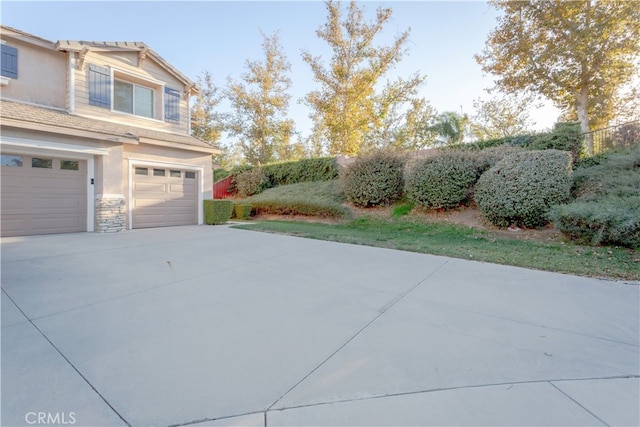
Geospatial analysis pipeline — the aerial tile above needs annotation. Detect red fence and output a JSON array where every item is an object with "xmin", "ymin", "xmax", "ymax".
[{"xmin": 213, "ymin": 176, "xmax": 235, "ymax": 199}]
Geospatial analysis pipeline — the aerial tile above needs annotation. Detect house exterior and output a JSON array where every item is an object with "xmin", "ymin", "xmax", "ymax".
[{"xmin": 0, "ymin": 25, "xmax": 219, "ymax": 237}]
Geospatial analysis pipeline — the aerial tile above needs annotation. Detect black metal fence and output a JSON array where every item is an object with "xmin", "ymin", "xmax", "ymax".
[{"xmin": 583, "ymin": 120, "xmax": 640, "ymax": 155}]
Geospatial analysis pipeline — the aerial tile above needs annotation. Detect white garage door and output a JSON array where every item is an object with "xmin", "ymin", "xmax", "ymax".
[
  {"xmin": 132, "ymin": 166, "xmax": 198, "ymax": 228},
  {"xmin": 1, "ymin": 153, "xmax": 87, "ymax": 237}
]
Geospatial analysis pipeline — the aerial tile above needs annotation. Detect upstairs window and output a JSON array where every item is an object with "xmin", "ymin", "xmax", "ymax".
[
  {"xmin": 114, "ymin": 80, "xmax": 154, "ymax": 118},
  {"xmin": 1, "ymin": 44, "xmax": 18, "ymax": 79},
  {"xmin": 88, "ymin": 63, "xmax": 181, "ymax": 124}
]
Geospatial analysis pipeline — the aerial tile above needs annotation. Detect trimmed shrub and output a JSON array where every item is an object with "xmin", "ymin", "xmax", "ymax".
[
  {"xmin": 263, "ymin": 157, "xmax": 338, "ymax": 186},
  {"xmin": 341, "ymin": 151, "xmax": 405, "ymax": 207},
  {"xmin": 233, "ymin": 203, "xmax": 252, "ymax": 220},
  {"xmin": 235, "ymin": 168, "xmax": 268, "ymax": 197},
  {"xmin": 528, "ymin": 122, "xmax": 584, "ymax": 162},
  {"xmin": 474, "ymin": 144, "xmax": 526, "ymax": 173},
  {"xmin": 204, "ymin": 199, "xmax": 233, "ymax": 225},
  {"xmin": 549, "ymin": 197, "xmax": 640, "ymax": 248},
  {"xmin": 406, "ymin": 151, "xmax": 478, "ymax": 210},
  {"xmin": 475, "ymin": 150, "xmax": 572, "ymax": 228}
]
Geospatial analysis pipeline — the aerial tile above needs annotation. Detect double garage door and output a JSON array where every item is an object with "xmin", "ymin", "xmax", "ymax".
[
  {"xmin": 0, "ymin": 154, "xmax": 199, "ymax": 237},
  {"xmin": 131, "ymin": 166, "xmax": 198, "ymax": 229},
  {"xmin": 1, "ymin": 153, "xmax": 87, "ymax": 237}
]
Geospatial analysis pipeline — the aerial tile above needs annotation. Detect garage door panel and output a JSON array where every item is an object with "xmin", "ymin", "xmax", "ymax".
[
  {"xmin": 32, "ymin": 195, "xmax": 85, "ymax": 209},
  {"xmin": 132, "ymin": 167, "xmax": 197, "ymax": 229},
  {"xmin": 1, "ymin": 154, "xmax": 87, "ymax": 237},
  {"xmin": 30, "ymin": 214, "xmax": 85, "ymax": 232},
  {"xmin": 166, "ymin": 198, "xmax": 196, "ymax": 208}
]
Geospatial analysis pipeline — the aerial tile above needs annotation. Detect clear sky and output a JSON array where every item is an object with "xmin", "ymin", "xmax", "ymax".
[{"xmin": 1, "ymin": 1, "xmax": 561, "ymax": 141}]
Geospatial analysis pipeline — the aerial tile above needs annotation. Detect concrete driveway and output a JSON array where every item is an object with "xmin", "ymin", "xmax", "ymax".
[{"xmin": 1, "ymin": 225, "xmax": 638, "ymax": 427}]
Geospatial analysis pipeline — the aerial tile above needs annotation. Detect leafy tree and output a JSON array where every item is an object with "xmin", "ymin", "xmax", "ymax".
[
  {"xmin": 475, "ymin": 0, "xmax": 640, "ymax": 153},
  {"xmin": 191, "ymin": 71, "xmax": 225, "ymax": 145},
  {"xmin": 302, "ymin": 0, "xmax": 425, "ymax": 156},
  {"xmin": 430, "ymin": 111, "xmax": 470, "ymax": 145},
  {"xmin": 471, "ymin": 92, "xmax": 536, "ymax": 140},
  {"xmin": 367, "ymin": 97, "xmax": 438, "ymax": 151},
  {"xmin": 227, "ymin": 31, "xmax": 295, "ymax": 165}
]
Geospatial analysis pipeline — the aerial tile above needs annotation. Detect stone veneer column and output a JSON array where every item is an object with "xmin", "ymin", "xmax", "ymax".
[{"xmin": 95, "ymin": 197, "xmax": 126, "ymax": 232}]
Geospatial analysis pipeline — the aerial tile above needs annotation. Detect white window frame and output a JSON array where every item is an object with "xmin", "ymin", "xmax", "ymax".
[{"xmin": 110, "ymin": 68, "xmax": 164, "ymax": 122}]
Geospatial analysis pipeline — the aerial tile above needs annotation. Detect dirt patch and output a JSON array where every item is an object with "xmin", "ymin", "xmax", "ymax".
[
  {"xmin": 251, "ymin": 204, "xmax": 563, "ymax": 243},
  {"xmin": 420, "ymin": 206, "xmax": 563, "ymax": 242}
]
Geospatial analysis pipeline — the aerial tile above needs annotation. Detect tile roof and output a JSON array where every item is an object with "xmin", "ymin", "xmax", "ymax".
[{"xmin": 0, "ymin": 100, "xmax": 217, "ymax": 152}]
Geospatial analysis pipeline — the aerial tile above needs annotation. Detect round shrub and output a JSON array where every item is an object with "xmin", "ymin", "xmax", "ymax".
[
  {"xmin": 474, "ymin": 144, "xmax": 526, "ymax": 173},
  {"xmin": 475, "ymin": 150, "xmax": 572, "ymax": 228},
  {"xmin": 235, "ymin": 168, "xmax": 268, "ymax": 197},
  {"xmin": 406, "ymin": 151, "xmax": 478, "ymax": 210},
  {"xmin": 341, "ymin": 151, "xmax": 405, "ymax": 207}
]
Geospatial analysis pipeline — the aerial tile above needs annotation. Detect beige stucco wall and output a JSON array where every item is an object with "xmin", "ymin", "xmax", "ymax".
[
  {"xmin": 0, "ymin": 38, "xmax": 67, "ymax": 108},
  {"xmin": 73, "ymin": 50, "xmax": 191, "ymax": 135}
]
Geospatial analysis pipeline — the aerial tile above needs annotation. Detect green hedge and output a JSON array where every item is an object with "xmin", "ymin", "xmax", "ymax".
[
  {"xmin": 475, "ymin": 150, "xmax": 572, "ymax": 228},
  {"xmin": 262, "ymin": 157, "xmax": 338, "ymax": 186},
  {"xmin": 233, "ymin": 203, "xmax": 253, "ymax": 220},
  {"xmin": 458, "ymin": 122, "xmax": 583, "ymax": 162},
  {"xmin": 204, "ymin": 199, "xmax": 233, "ymax": 225},
  {"xmin": 341, "ymin": 150, "xmax": 405, "ymax": 207},
  {"xmin": 213, "ymin": 168, "xmax": 230, "ymax": 182},
  {"xmin": 549, "ymin": 197, "xmax": 640, "ymax": 248},
  {"xmin": 527, "ymin": 122, "xmax": 584, "ymax": 162},
  {"xmin": 406, "ymin": 151, "xmax": 479, "ymax": 209}
]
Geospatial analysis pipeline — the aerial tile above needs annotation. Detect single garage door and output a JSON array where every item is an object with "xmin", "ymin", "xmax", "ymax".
[
  {"xmin": 1, "ymin": 153, "xmax": 87, "ymax": 237},
  {"xmin": 132, "ymin": 166, "xmax": 198, "ymax": 228}
]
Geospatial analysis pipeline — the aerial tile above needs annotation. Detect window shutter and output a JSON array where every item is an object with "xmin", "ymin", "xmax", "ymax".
[
  {"xmin": 88, "ymin": 64, "xmax": 111, "ymax": 108},
  {"xmin": 1, "ymin": 45, "xmax": 18, "ymax": 79},
  {"xmin": 164, "ymin": 87, "xmax": 180, "ymax": 124}
]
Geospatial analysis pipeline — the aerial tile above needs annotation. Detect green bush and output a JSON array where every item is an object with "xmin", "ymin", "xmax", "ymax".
[
  {"xmin": 549, "ymin": 197, "xmax": 640, "ymax": 248},
  {"xmin": 549, "ymin": 146, "xmax": 640, "ymax": 248},
  {"xmin": 474, "ymin": 144, "xmax": 526, "ymax": 173},
  {"xmin": 528, "ymin": 122, "xmax": 584, "ymax": 162},
  {"xmin": 213, "ymin": 168, "xmax": 230, "ymax": 182},
  {"xmin": 249, "ymin": 180, "xmax": 349, "ymax": 218},
  {"xmin": 233, "ymin": 203, "xmax": 252, "ymax": 220},
  {"xmin": 235, "ymin": 168, "xmax": 268, "ymax": 197},
  {"xmin": 204, "ymin": 199, "xmax": 233, "ymax": 225},
  {"xmin": 263, "ymin": 157, "xmax": 338, "ymax": 186},
  {"xmin": 570, "ymin": 146, "xmax": 640, "ymax": 201},
  {"xmin": 341, "ymin": 151, "xmax": 405, "ymax": 207},
  {"xmin": 406, "ymin": 151, "xmax": 479, "ymax": 210},
  {"xmin": 475, "ymin": 150, "xmax": 572, "ymax": 228}
]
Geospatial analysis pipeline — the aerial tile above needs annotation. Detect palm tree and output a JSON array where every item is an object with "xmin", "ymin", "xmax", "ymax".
[{"xmin": 430, "ymin": 111, "xmax": 469, "ymax": 145}]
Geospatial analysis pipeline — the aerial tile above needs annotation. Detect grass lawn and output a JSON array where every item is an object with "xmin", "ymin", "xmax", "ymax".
[{"xmin": 233, "ymin": 216, "xmax": 640, "ymax": 282}]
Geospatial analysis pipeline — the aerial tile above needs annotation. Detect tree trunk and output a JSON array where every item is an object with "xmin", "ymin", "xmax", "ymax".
[{"xmin": 576, "ymin": 86, "xmax": 591, "ymax": 155}]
